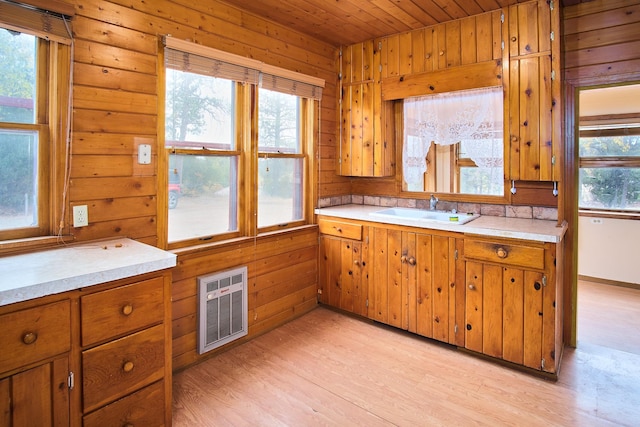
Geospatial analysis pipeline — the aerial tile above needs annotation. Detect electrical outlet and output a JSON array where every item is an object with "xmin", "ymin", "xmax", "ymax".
[{"xmin": 73, "ymin": 205, "xmax": 88, "ymax": 227}]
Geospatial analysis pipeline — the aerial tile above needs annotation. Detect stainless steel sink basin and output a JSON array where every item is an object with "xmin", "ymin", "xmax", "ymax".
[{"xmin": 370, "ymin": 207, "xmax": 479, "ymax": 225}]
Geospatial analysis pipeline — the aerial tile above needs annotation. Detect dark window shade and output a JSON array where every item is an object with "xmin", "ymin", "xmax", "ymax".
[
  {"xmin": 165, "ymin": 48, "xmax": 260, "ymax": 85},
  {"xmin": 0, "ymin": 0, "xmax": 71, "ymax": 44}
]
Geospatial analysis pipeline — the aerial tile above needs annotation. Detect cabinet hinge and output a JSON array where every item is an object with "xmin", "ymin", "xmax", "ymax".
[
  {"xmin": 542, "ymin": 276, "xmax": 548, "ymax": 287},
  {"xmin": 454, "ymin": 324, "xmax": 458, "ymax": 334},
  {"xmin": 550, "ymin": 0, "xmax": 555, "ymax": 11},
  {"xmin": 68, "ymin": 372, "xmax": 75, "ymax": 390},
  {"xmin": 454, "ymin": 249, "xmax": 458, "ymax": 260},
  {"xmin": 551, "ymin": 70, "xmax": 556, "ymax": 81},
  {"xmin": 541, "ymin": 358, "xmax": 546, "ymax": 369},
  {"xmin": 551, "ymin": 155, "xmax": 556, "ymax": 166},
  {"xmin": 378, "ymin": 41, "xmax": 383, "ymax": 51},
  {"xmin": 550, "ymin": 31, "xmax": 555, "ymax": 42},
  {"xmin": 339, "ymin": 47, "xmax": 343, "ymax": 57},
  {"xmin": 501, "ymin": 41, "xmax": 505, "ymax": 50},
  {"xmin": 366, "ymin": 299, "xmax": 369, "ymax": 308},
  {"xmin": 379, "ymin": 64, "xmax": 382, "ymax": 73},
  {"xmin": 500, "ymin": 13, "xmax": 504, "ymax": 24},
  {"xmin": 365, "ymin": 235, "xmax": 369, "ymax": 245}
]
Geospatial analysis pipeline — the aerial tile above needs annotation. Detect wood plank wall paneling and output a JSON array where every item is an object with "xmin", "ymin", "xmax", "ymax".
[
  {"xmin": 68, "ymin": 0, "xmax": 340, "ymax": 244},
  {"xmin": 171, "ymin": 227, "xmax": 318, "ymax": 371},
  {"xmin": 563, "ymin": 0, "xmax": 640, "ymax": 85},
  {"xmin": 341, "ymin": 9, "xmax": 504, "ymax": 193},
  {"xmin": 57, "ymin": 0, "xmax": 331, "ymax": 370}
]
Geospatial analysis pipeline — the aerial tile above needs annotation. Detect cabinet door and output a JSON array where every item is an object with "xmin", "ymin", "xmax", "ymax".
[
  {"xmin": 508, "ymin": 1, "xmax": 551, "ymax": 58},
  {"xmin": 0, "ymin": 356, "xmax": 70, "ymax": 427},
  {"xmin": 370, "ymin": 227, "xmax": 406, "ymax": 326},
  {"xmin": 319, "ymin": 235, "xmax": 368, "ymax": 316},
  {"xmin": 413, "ymin": 234, "xmax": 456, "ymax": 344},
  {"xmin": 509, "ymin": 55, "xmax": 554, "ymax": 181}
]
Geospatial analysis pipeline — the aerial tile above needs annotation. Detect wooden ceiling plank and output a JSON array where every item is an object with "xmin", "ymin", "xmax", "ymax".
[
  {"xmin": 453, "ymin": 0, "xmax": 485, "ymax": 16},
  {"xmin": 431, "ymin": 0, "xmax": 471, "ymax": 20},
  {"xmin": 473, "ymin": 0, "xmax": 504, "ymax": 12}
]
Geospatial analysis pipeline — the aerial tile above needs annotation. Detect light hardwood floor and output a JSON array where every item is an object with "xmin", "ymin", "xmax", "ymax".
[{"xmin": 173, "ymin": 280, "xmax": 640, "ymax": 426}]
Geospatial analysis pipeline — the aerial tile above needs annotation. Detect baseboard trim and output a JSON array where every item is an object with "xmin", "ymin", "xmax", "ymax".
[{"xmin": 579, "ymin": 275, "xmax": 640, "ymax": 290}]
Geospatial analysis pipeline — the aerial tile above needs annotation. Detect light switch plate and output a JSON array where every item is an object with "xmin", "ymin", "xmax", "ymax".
[{"xmin": 138, "ymin": 144, "xmax": 152, "ymax": 164}]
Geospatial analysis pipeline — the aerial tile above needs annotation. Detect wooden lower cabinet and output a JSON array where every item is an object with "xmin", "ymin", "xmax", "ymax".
[
  {"xmin": 0, "ymin": 356, "xmax": 71, "ymax": 427},
  {"xmin": 319, "ymin": 223, "xmax": 368, "ymax": 317},
  {"xmin": 0, "ymin": 270, "xmax": 172, "ymax": 426},
  {"xmin": 369, "ymin": 227, "xmax": 464, "ymax": 346},
  {"xmin": 464, "ymin": 237, "xmax": 562, "ymax": 374},
  {"xmin": 318, "ymin": 217, "xmax": 464, "ymax": 347},
  {"xmin": 318, "ymin": 215, "xmax": 564, "ymax": 376}
]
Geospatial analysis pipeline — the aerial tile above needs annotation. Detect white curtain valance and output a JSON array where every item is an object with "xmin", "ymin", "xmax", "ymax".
[{"xmin": 403, "ymin": 86, "xmax": 503, "ymax": 188}]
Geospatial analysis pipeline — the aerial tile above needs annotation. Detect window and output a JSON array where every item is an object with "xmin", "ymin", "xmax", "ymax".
[
  {"xmin": 578, "ymin": 127, "xmax": 640, "ymax": 211},
  {"xmin": 163, "ymin": 38, "xmax": 322, "ymax": 247},
  {"xmin": 402, "ymin": 86, "xmax": 504, "ymax": 196},
  {"xmin": 257, "ymin": 89, "xmax": 304, "ymax": 229},
  {"xmin": 0, "ymin": 3, "xmax": 72, "ymax": 242}
]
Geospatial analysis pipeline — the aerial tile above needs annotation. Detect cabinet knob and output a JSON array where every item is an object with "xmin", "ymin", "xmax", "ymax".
[
  {"xmin": 468, "ymin": 284, "xmax": 476, "ymax": 290},
  {"xmin": 334, "ymin": 227, "xmax": 342, "ymax": 233},
  {"xmin": 123, "ymin": 361, "xmax": 134, "ymax": 373},
  {"xmin": 496, "ymin": 247, "xmax": 508, "ymax": 259},
  {"xmin": 401, "ymin": 255, "xmax": 408, "ymax": 263},
  {"xmin": 408, "ymin": 257, "xmax": 416, "ymax": 266},
  {"xmin": 511, "ymin": 36, "xmax": 517, "ymax": 42},
  {"xmin": 122, "ymin": 304, "xmax": 134, "ymax": 316},
  {"xmin": 22, "ymin": 332, "xmax": 38, "ymax": 345},
  {"xmin": 353, "ymin": 260, "xmax": 360, "ymax": 266}
]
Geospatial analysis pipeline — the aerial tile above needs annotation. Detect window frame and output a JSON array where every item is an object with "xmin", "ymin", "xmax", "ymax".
[
  {"xmin": 578, "ymin": 125, "xmax": 640, "ymax": 214},
  {"xmin": 160, "ymin": 40, "xmax": 321, "ymax": 250},
  {"xmin": 0, "ymin": 28, "xmax": 70, "ymax": 245}
]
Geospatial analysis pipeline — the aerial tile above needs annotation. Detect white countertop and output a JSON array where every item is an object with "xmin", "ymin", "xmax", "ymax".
[
  {"xmin": 316, "ymin": 205, "xmax": 567, "ymax": 243},
  {"xmin": 0, "ymin": 238, "xmax": 177, "ymax": 307}
]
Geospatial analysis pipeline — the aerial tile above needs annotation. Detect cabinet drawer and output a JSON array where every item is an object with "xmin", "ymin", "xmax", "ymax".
[
  {"xmin": 83, "ymin": 380, "xmax": 165, "ymax": 427},
  {"xmin": 82, "ymin": 324, "xmax": 165, "ymax": 412},
  {"xmin": 81, "ymin": 276, "xmax": 164, "ymax": 346},
  {"xmin": 318, "ymin": 218, "xmax": 362, "ymax": 240},
  {"xmin": 0, "ymin": 300, "xmax": 70, "ymax": 375},
  {"xmin": 464, "ymin": 239, "xmax": 545, "ymax": 270}
]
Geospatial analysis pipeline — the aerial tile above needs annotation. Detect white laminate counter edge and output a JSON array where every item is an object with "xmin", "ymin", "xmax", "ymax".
[
  {"xmin": 0, "ymin": 238, "xmax": 177, "ymax": 307},
  {"xmin": 315, "ymin": 205, "xmax": 567, "ymax": 243}
]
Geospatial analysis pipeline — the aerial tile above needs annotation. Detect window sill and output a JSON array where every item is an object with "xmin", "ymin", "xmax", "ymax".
[
  {"xmin": 578, "ymin": 209, "xmax": 640, "ymax": 220},
  {"xmin": 0, "ymin": 235, "xmax": 75, "ymax": 257},
  {"xmin": 170, "ymin": 224, "xmax": 319, "ymax": 257}
]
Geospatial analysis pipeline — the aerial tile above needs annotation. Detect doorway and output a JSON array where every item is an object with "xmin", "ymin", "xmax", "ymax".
[{"xmin": 575, "ymin": 83, "xmax": 640, "ymax": 355}]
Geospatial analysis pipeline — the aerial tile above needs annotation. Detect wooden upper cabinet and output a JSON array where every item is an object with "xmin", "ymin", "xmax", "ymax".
[
  {"xmin": 338, "ymin": 41, "xmax": 394, "ymax": 177},
  {"xmin": 507, "ymin": 0, "xmax": 560, "ymax": 182}
]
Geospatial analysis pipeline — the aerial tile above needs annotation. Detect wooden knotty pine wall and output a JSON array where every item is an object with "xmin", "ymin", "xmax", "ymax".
[{"xmin": 64, "ymin": 0, "xmax": 343, "ymax": 370}]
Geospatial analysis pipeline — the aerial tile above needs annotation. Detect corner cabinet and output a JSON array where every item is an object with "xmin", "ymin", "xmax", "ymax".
[
  {"xmin": 0, "ymin": 270, "xmax": 173, "ymax": 426},
  {"xmin": 463, "ymin": 236, "xmax": 562, "ymax": 375},
  {"xmin": 338, "ymin": 41, "xmax": 394, "ymax": 177}
]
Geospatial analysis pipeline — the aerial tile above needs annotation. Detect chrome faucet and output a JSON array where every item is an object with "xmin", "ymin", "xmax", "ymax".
[{"xmin": 429, "ymin": 194, "xmax": 438, "ymax": 210}]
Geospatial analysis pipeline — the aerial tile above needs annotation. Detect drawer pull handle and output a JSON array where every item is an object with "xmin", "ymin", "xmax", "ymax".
[
  {"xmin": 496, "ymin": 247, "xmax": 508, "ymax": 259},
  {"xmin": 334, "ymin": 227, "xmax": 342, "ymax": 233},
  {"xmin": 22, "ymin": 332, "xmax": 38, "ymax": 345},
  {"xmin": 123, "ymin": 361, "xmax": 134, "ymax": 373},
  {"xmin": 408, "ymin": 257, "xmax": 416, "ymax": 266},
  {"xmin": 122, "ymin": 304, "xmax": 134, "ymax": 316}
]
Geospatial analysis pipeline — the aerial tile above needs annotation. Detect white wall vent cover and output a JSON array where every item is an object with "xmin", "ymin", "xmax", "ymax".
[{"xmin": 197, "ymin": 266, "xmax": 248, "ymax": 354}]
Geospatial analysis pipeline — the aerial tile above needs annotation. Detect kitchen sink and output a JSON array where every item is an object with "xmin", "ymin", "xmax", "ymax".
[{"xmin": 370, "ymin": 207, "xmax": 479, "ymax": 225}]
